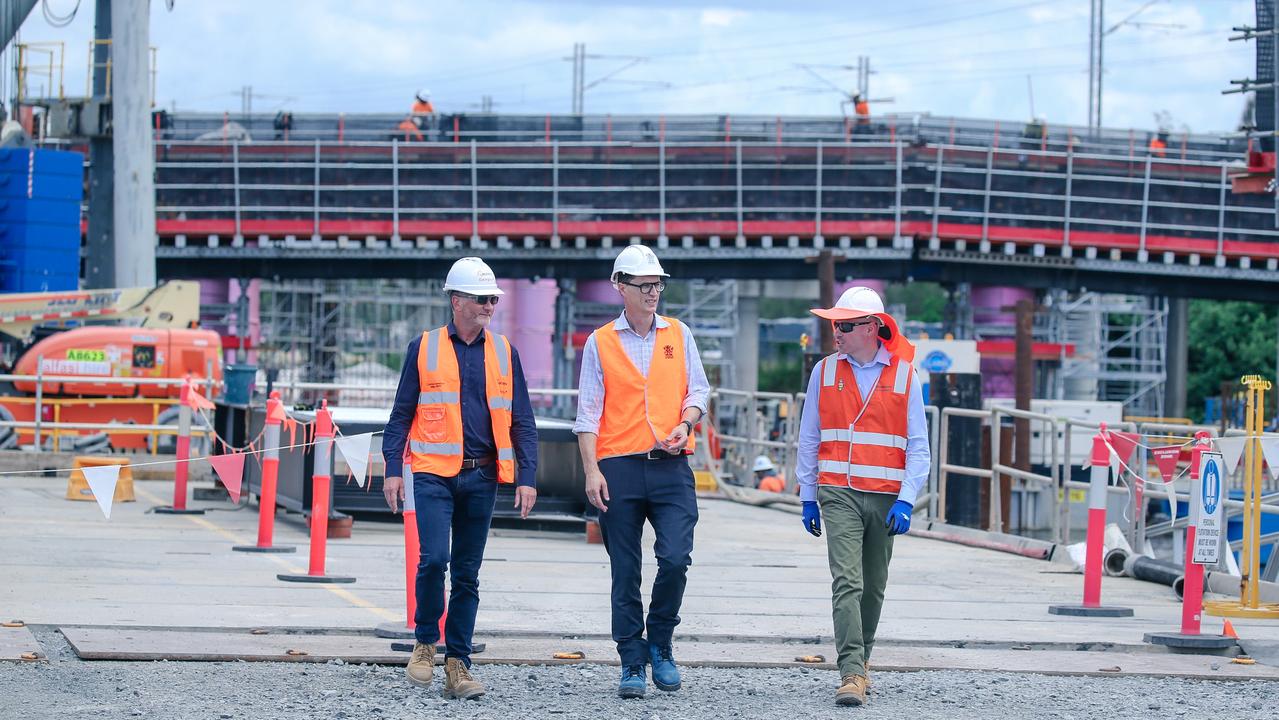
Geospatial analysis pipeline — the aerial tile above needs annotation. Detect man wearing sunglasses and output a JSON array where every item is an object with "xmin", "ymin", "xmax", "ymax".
[
  {"xmin": 382, "ymin": 257, "xmax": 539, "ymax": 700},
  {"xmin": 794, "ymin": 286, "xmax": 929, "ymax": 707},
  {"xmin": 574, "ymin": 244, "xmax": 710, "ymax": 699}
]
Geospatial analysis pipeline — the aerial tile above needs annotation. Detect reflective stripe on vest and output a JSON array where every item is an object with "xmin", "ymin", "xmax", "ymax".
[
  {"xmin": 816, "ymin": 351, "xmax": 911, "ymax": 494},
  {"xmin": 594, "ymin": 316, "xmax": 695, "ymax": 460},
  {"xmin": 407, "ymin": 327, "xmax": 517, "ymax": 483}
]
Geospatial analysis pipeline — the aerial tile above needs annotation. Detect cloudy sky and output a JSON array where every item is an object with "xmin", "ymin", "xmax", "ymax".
[{"xmin": 11, "ymin": 0, "xmax": 1259, "ymax": 133}]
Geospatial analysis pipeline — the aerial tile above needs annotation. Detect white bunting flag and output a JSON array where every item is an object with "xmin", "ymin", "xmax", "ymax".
[
  {"xmin": 336, "ymin": 433, "xmax": 374, "ymax": 488},
  {"xmin": 1260, "ymin": 437, "xmax": 1279, "ymax": 483},
  {"xmin": 209, "ymin": 453, "xmax": 246, "ymax": 503},
  {"xmin": 82, "ymin": 464, "xmax": 120, "ymax": 520},
  {"xmin": 1215, "ymin": 436, "xmax": 1248, "ymax": 476}
]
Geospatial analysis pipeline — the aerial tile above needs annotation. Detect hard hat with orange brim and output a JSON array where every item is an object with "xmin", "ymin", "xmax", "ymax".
[{"xmin": 810, "ymin": 286, "xmax": 917, "ymax": 363}]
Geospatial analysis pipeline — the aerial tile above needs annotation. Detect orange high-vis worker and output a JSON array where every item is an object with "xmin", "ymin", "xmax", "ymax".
[
  {"xmin": 854, "ymin": 94, "xmax": 870, "ymax": 124},
  {"xmin": 412, "ymin": 99, "xmax": 436, "ymax": 116},
  {"xmin": 758, "ymin": 475, "xmax": 786, "ymax": 493},
  {"xmin": 1149, "ymin": 136, "xmax": 1167, "ymax": 158},
  {"xmin": 409, "ymin": 326, "xmax": 516, "ymax": 484},
  {"xmin": 398, "ymin": 117, "xmax": 424, "ymax": 142},
  {"xmin": 815, "ymin": 352, "xmax": 912, "ymax": 494},
  {"xmin": 593, "ymin": 316, "xmax": 695, "ymax": 459}
]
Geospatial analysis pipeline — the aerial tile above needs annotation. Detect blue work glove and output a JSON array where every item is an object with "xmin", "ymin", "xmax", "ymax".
[
  {"xmin": 802, "ymin": 501, "xmax": 822, "ymax": 537},
  {"xmin": 885, "ymin": 499, "xmax": 913, "ymax": 536}
]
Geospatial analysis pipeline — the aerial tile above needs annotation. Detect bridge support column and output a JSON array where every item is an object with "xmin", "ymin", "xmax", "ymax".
[
  {"xmin": 1164, "ymin": 297, "xmax": 1189, "ymax": 419},
  {"xmin": 111, "ymin": 0, "xmax": 156, "ymax": 287},
  {"xmin": 734, "ymin": 293, "xmax": 760, "ymax": 393}
]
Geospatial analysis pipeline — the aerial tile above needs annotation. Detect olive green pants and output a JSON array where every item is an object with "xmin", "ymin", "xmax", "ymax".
[{"xmin": 818, "ymin": 486, "xmax": 897, "ymax": 678}]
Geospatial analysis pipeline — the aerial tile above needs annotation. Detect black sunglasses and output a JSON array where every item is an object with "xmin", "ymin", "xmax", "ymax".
[
  {"xmin": 457, "ymin": 292, "xmax": 500, "ymax": 306},
  {"xmin": 619, "ymin": 280, "xmax": 667, "ymax": 294},
  {"xmin": 834, "ymin": 319, "xmax": 876, "ymax": 333}
]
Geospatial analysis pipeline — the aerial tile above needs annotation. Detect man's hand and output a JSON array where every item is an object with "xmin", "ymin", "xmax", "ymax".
[
  {"xmin": 585, "ymin": 468, "xmax": 610, "ymax": 512},
  {"xmin": 802, "ymin": 501, "xmax": 822, "ymax": 537},
  {"xmin": 885, "ymin": 499, "xmax": 913, "ymax": 536},
  {"xmin": 383, "ymin": 475, "xmax": 405, "ymax": 513},
  {"xmin": 661, "ymin": 421, "xmax": 691, "ymax": 453},
  {"xmin": 514, "ymin": 486, "xmax": 537, "ymax": 519}
]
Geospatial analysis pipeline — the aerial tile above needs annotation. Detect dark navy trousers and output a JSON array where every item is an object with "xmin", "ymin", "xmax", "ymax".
[
  {"xmin": 597, "ymin": 454, "xmax": 699, "ymax": 666},
  {"xmin": 412, "ymin": 465, "xmax": 497, "ymax": 667}
]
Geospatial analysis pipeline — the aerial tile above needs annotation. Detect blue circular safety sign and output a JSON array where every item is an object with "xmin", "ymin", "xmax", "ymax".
[
  {"xmin": 922, "ymin": 350, "xmax": 953, "ymax": 373},
  {"xmin": 1202, "ymin": 459, "xmax": 1220, "ymax": 516}
]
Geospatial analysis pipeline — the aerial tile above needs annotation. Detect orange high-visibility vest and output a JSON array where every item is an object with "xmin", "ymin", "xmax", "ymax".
[
  {"xmin": 594, "ymin": 316, "xmax": 695, "ymax": 460},
  {"xmin": 1149, "ymin": 138, "xmax": 1167, "ymax": 157},
  {"xmin": 408, "ymin": 327, "xmax": 515, "ymax": 483},
  {"xmin": 816, "ymin": 351, "xmax": 912, "ymax": 494},
  {"xmin": 411, "ymin": 100, "xmax": 436, "ymax": 115},
  {"xmin": 855, "ymin": 100, "xmax": 870, "ymax": 121},
  {"xmin": 758, "ymin": 475, "xmax": 785, "ymax": 493}
]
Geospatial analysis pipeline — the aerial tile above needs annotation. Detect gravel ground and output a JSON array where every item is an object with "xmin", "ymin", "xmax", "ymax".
[{"xmin": 2, "ymin": 629, "xmax": 1275, "ymax": 720}]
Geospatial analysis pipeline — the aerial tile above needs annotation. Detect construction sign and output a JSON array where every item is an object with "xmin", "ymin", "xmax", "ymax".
[{"xmin": 1191, "ymin": 451, "xmax": 1225, "ymax": 565}]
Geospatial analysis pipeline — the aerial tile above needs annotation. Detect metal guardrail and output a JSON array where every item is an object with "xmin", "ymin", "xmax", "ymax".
[{"xmin": 148, "ymin": 137, "xmax": 1279, "ymax": 263}]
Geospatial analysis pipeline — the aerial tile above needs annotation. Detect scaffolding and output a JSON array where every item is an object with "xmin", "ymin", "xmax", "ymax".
[{"xmin": 1054, "ymin": 293, "xmax": 1168, "ymax": 417}]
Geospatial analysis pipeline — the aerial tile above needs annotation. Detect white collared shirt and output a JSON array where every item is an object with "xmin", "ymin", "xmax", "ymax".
[{"xmin": 572, "ymin": 311, "xmax": 711, "ymax": 435}]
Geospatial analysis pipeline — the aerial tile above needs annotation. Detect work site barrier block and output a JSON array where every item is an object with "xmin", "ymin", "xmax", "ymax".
[{"xmin": 66, "ymin": 456, "xmax": 135, "ymax": 503}]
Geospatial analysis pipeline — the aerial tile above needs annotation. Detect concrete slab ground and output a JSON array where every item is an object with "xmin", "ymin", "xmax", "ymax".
[
  {"xmin": 4, "ymin": 473, "xmax": 1279, "ymax": 676},
  {"xmin": 59, "ymin": 627, "xmax": 1279, "ymax": 681},
  {"xmin": 0, "ymin": 624, "xmax": 40, "ymax": 661}
]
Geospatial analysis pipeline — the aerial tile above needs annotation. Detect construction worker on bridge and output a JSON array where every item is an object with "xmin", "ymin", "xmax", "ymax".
[
  {"xmin": 852, "ymin": 93, "xmax": 871, "ymax": 134},
  {"xmin": 795, "ymin": 286, "xmax": 930, "ymax": 707},
  {"xmin": 381, "ymin": 256, "xmax": 539, "ymax": 700},
  {"xmin": 1149, "ymin": 131, "xmax": 1167, "ymax": 158},
  {"xmin": 753, "ymin": 455, "xmax": 785, "ymax": 492},
  {"xmin": 398, "ymin": 89, "xmax": 436, "ymax": 141},
  {"xmin": 574, "ymin": 244, "xmax": 710, "ymax": 699}
]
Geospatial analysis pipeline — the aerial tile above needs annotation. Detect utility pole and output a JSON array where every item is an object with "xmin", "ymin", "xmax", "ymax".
[
  {"xmin": 571, "ymin": 42, "xmax": 584, "ymax": 114},
  {"xmin": 1088, "ymin": 0, "xmax": 1103, "ymax": 134},
  {"xmin": 111, "ymin": 0, "xmax": 155, "ymax": 288},
  {"xmin": 856, "ymin": 56, "xmax": 870, "ymax": 98},
  {"xmin": 84, "ymin": 0, "xmax": 114, "ymax": 288},
  {"xmin": 817, "ymin": 250, "xmax": 835, "ymax": 353}
]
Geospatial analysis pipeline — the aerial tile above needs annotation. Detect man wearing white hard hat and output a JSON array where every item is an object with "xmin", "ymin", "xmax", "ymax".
[
  {"xmin": 382, "ymin": 257, "xmax": 539, "ymax": 700},
  {"xmin": 794, "ymin": 285, "xmax": 930, "ymax": 707},
  {"xmin": 574, "ymin": 245, "xmax": 710, "ymax": 699},
  {"xmin": 753, "ymin": 455, "xmax": 785, "ymax": 492}
]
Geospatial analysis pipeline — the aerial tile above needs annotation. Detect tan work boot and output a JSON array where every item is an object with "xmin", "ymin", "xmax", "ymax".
[
  {"xmin": 835, "ymin": 674, "xmax": 868, "ymax": 707},
  {"xmin": 405, "ymin": 642, "xmax": 436, "ymax": 687},
  {"xmin": 864, "ymin": 661, "xmax": 872, "ymax": 690},
  {"xmin": 443, "ymin": 657, "xmax": 486, "ymax": 700}
]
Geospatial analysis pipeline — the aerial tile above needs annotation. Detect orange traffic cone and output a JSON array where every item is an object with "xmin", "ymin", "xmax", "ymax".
[{"xmin": 1223, "ymin": 620, "xmax": 1239, "ymax": 639}]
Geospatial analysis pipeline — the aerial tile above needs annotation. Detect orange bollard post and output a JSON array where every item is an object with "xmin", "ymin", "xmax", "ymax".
[
  {"xmin": 378, "ymin": 473, "xmax": 421, "ymax": 641},
  {"xmin": 1049, "ymin": 424, "xmax": 1133, "ymax": 617},
  {"xmin": 278, "ymin": 399, "xmax": 354, "ymax": 584},
  {"xmin": 234, "ymin": 391, "xmax": 296, "ymax": 553},
  {"xmin": 155, "ymin": 380, "xmax": 205, "ymax": 515},
  {"xmin": 1144, "ymin": 432, "xmax": 1236, "ymax": 651}
]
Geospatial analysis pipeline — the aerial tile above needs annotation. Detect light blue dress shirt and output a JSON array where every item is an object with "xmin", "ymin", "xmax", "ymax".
[{"xmin": 795, "ymin": 344, "xmax": 931, "ymax": 505}]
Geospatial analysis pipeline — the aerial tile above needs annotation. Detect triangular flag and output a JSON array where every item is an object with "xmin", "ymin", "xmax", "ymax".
[
  {"xmin": 267, "ymin": 402, "xmax": 287, "ymax": 423},
  {"xmin": 82, "ymin": 464, "xmax": 120, "ymax": 519},
  {"xmin": 1215, "ymin": 436, "xmax": 1248, "ymax": 476},
  {"xmin": 1260, "ymin": 437, "xmax": 1279, "ymax": 483},
  {"xmin": 336, "ymin": 433, "xmax": 373, "ymax": 488},
  {"xmin": 188, "ymin": 387, "xmax": 216, "ymax": 411},
  {"xmin": 1109, "ymin": 432, "xmax": 1140, "ymax": 466},
  {"xmin": 1151, "ymin": 446, "xmax": 1181, "ymax": 483},
  {"xmin": 209, "ymin": 453, "xmax": 246, "ymax": 503}
]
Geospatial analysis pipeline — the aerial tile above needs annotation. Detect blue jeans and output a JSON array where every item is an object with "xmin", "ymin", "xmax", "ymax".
[
  {"xmin": 597, "ymin": 454, "xmax": 699, "ymax": 666},
  {"xmin": 412, "ymin": 465, "xmax": 498, "ymax": 666}
]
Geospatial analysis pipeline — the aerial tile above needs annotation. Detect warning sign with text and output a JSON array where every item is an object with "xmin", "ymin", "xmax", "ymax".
[{"xmin": 1191, "ymin": 451, "xmax": 1225, "ymax": 565}]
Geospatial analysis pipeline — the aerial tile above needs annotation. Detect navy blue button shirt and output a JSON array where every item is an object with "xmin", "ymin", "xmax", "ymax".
[{"xmin": 382, "ymin": 323, "xmax": 538, "ymax": 487}]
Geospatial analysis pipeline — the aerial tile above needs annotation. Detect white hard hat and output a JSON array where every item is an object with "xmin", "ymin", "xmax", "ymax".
[
  {"xmin": 752, "ymin": 455, "xmax": 776, "ymax": 472},
  {"xmin": 611, "ymin": 245, "xmax": 669, "ymax": 282},
  {"xmin": 443, "ymin": 257, "xmax": 503, "ymax": 296},
  {"xmin": 811, "ymin": 286, "xmax": 884, "ymax": 321},
  {"xmin": 417, "ymin": 88, "xmax": 431, "ymax": 101}
]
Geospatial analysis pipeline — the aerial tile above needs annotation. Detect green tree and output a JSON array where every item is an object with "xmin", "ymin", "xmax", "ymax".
[
  {"xmin": 885, "ymin": 282, "xmax": 946, "ymax": 323},
  {"xmin": 1186, "ymin": 300, "xmax": 1277, "ymax": 422}
]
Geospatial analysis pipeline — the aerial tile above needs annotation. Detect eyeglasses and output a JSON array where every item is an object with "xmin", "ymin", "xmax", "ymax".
[
  {"xmin": 834, "ymin": 319, "xmax": 876, "ymax": 333},
  {"xmin": 619, "ymin": 280, "xmax": 667, "ymax": 295},
  {"xmin": 456, "ymin": 292, "xmax": 500, "ymax": 306}
]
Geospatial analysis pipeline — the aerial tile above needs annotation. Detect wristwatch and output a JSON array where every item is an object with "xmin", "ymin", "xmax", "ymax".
[{"xmin": 680, "ymin": 420, "xmax": 694, "ymax": 434}]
